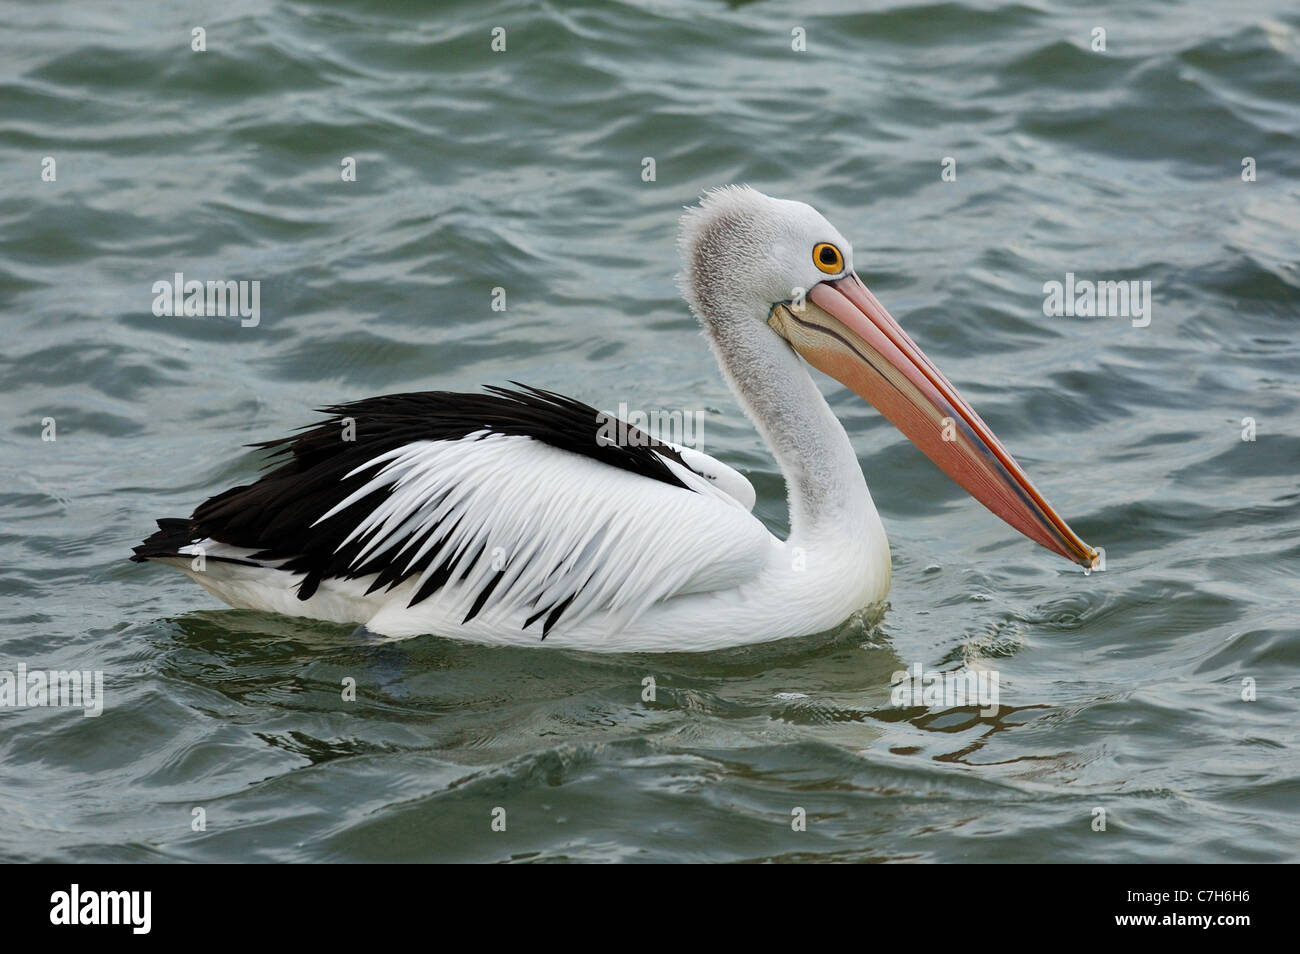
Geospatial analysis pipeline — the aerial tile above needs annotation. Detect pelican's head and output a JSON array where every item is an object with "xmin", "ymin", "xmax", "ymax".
[{"xmin": 678, "ymin": 185, "xmax": 1098, "ymax": 569}]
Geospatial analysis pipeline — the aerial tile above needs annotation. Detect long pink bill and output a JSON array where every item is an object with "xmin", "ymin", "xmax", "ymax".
[{"xmin": 769, "ymin": 273, "xmax": 1098, "ymax": 568}]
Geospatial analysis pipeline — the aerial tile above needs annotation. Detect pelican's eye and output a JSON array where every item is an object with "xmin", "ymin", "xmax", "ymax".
[{"xmin": 813, "ymin": 243, "xmax": 843, "ymax": 274}]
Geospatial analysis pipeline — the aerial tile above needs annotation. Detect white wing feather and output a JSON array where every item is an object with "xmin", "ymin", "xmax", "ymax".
[{"xmin": 312, "ymin": 431, "xmax": 772, "ymax": 635}]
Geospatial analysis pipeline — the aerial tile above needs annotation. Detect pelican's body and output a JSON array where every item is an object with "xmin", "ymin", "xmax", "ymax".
[{"xmin": 134, "ymin": 187, "xmax": 1095, "ymax": 652}]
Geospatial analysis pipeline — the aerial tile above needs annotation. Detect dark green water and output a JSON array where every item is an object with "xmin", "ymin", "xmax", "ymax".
[{"xmin": 2, "ymin": 0, "xmax": 1297, "ymax": 862}]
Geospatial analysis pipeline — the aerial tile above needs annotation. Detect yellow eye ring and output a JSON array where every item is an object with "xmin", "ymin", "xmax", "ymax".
[{"xmin": 813, "ymin": 243, "xmax": 843, "ymax": 274}]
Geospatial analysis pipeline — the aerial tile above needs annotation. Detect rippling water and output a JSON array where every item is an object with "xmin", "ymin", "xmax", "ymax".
[{"xmin": 2, "ymin": 0, "xmax": 1297, "ymax": 862}]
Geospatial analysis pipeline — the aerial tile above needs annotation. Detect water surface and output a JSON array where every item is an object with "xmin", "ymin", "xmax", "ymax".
[{"xmin": 1, "ymin": 0, "xmax": 1298, "ymax": 862}]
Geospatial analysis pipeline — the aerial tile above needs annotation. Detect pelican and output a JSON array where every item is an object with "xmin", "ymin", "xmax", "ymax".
[{"xmin": 132, "ymin": 186, "xmax": 1097, "ymax": 652}]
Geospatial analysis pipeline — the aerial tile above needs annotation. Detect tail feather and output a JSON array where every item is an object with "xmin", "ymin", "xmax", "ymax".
[
  {"xmin": 130, "ymin": 518, "xmax": 198, "ymax": 562},
  {"xmin": 130, "ymin": 519, "xmax": 260, "ymax": 568}
]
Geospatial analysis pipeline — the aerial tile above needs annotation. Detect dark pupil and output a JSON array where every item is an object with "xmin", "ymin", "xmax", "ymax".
[{"xmin": 819, "ymin": 247, "xmax": 838, "ymax": 266}]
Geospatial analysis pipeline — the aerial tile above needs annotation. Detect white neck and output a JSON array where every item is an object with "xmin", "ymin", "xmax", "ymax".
[{"xmin": 701, "ymin": 310, "xmax": 881, "ymax": 550}]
